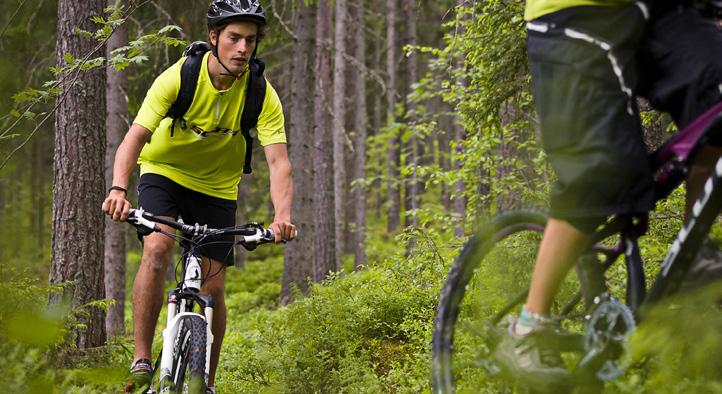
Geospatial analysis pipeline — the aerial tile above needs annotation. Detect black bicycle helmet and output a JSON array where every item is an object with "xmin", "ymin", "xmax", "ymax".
[{"xmin": 207, "ymin": 0, "xmax": 266, "ymax": 27}]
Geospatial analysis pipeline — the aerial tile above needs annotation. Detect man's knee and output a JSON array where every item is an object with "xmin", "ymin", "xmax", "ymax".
[
  {"xmin": 141, "ymin": 236, "xmax": 174, "ymax": 273},
  {"xmin": 202, "ymin": 279, "xmax": 225, "ymax": 300},
  {"xmin": 201, "ymin": 260, "xmax": 226, "ymax": 298}
]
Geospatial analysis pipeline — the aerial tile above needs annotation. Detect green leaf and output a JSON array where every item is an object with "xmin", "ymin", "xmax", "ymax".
[
  {"xmin": 6, "ymin": 311, "xmax": 63, "ymax": 347},
  {"xmin": 63, "ymin": 52, "xmax": 75, "ymax": 64},
  {"xmin": 158, "ymin": 24, "xmax": 182, "ymax": 34}
]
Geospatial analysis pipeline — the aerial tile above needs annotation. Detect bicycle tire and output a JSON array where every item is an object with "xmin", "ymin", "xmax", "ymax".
[
  {"xmin": 160, "ymin": 315, "xmax": 208, "ymax": 394},
  {"xmin": 431, "ymin": 210, "xmax": 595, "ymax": 393}
]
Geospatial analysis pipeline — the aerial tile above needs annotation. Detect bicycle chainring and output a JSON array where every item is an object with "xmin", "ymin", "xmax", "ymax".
[{"xmin": 581, "ymin": 295, "xmax": 635, "ymax": 381}]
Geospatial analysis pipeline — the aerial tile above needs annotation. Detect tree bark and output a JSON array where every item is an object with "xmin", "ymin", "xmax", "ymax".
[
  {"xmin": 104, "ymin": 4, "xmax": 128, "ymax": 338},
  {"xmin": 496, "ymin": 104, "xmax": 519, "ymax": 211},
  {"xmin": 403, "ymin": 0, "xmax": 420, "ymax": 230},
  {"xmin": 332, "ymin": 0, "xmax": 347, "ymax": 270},
  {"xmin": 50, "ymin": 0, "xmax": 107, "ymax": 348},
  {"xmin": 438, "ymin": 106, "xmax": 452, "ymax": 212},
  {"xmin": 373, "ymin": 31, "xmax": 383, "ymax": 221},
  {"xmin": 312, "ymin": 0, "xmax": 337, "ymax": 282},
  {"xmin": 452, "ymin": 1, "xmax": 469, "ymax": 234},
  {"xmin": 453, "ymin": 119, "xmax": 466, "ymax": 237},
  {"xmin": 386, "ymin": 0, "xmax": 401, "ymax": 232},
  {"xmin": 351, "ymin": 0, "xmax": 367, "ymax": 270},
  {"xmin": 281, "ymin": 0, "xmax": 316, "ymax": 303}
]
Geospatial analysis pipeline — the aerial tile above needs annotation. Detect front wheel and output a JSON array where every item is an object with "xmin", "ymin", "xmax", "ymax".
[
  {"xmin": 160, "ymin": 315, "xmax": 208, "ymax": 394},
  {"xmin": 431, "ymin": 210, "xmax": 600, "ymax": 392}
]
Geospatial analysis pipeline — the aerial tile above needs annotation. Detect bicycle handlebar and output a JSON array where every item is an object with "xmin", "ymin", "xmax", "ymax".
[{"xmin": 127, "ymin": 208, "xmax": 279, "ymax": 250}]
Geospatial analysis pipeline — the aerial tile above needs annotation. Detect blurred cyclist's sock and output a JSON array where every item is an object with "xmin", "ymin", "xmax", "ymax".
[{"xmin": 514, "ymin": 306, "xmax": 551, "ymax": 335}]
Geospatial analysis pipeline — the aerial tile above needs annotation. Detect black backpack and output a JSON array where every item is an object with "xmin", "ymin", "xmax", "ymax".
[{"xmin": 165, "ymin": 41, "xmax": 266, "ymax": 174}]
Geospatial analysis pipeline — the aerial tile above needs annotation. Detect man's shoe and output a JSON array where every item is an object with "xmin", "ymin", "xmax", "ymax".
[
  {"xmin": 124, "ymin": 358, "xmax": 153, "ymax": 393},
  {"xmin": 493, "ymin": 319, "xmax": 571, "ymax": 391},
  {"xmin": 682, "ymin": 238, "xmax": 722, "ymax": 290}
]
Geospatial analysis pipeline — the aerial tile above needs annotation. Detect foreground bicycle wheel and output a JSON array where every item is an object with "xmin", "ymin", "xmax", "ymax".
[
  {"xmin": 160, "ymin": 315, "xmax": 208, "ymax": 394},
  {"xmin": 431, "ymin": 210, "xmax": 595, "ymax": 392}
]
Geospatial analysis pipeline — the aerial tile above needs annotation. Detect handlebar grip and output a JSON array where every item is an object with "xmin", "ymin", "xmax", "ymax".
[
  {"xmin": 265, "ymin": 228, "xmax": 275, "ymax": 239},
  {"xmin": 265, "ymin": 228, "xmax": 299, "ymax": 243}
]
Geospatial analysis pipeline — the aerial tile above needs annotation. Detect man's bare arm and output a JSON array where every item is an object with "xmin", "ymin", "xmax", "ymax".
[
  {"xmin": 264, "ymin": 142, "xmax": 295, "ymax": 242},
  {"xmin": 102, "ymin": 124, "xmax": 152, "ymax": 221}
]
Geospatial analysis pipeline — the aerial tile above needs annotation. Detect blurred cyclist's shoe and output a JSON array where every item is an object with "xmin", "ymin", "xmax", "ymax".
[
  {"xmin": 493, "ymin": 317, "xmax": 571, "ymax": 391},
  {"xmin": 682, "ymin": 238, "xmax": 722, "ymax": 290}
]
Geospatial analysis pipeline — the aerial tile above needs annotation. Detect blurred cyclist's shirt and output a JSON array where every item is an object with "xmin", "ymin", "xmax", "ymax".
[{"xmin": 525, "ymin": 0, "xmax": 632, "ymax": 20}]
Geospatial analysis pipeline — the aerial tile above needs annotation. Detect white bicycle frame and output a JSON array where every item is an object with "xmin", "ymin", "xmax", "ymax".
[{"xmin": 158, "ymin": 254, "xmax": 215, "ymax": 386}]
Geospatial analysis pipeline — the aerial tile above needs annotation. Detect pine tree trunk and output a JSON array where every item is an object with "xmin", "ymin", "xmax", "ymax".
[
  {"xmin": 49, "ymin": 0, "xmax": 107, "ymax": 349},
  {"xmin": 104, "ymin": 8, "xmax": 128, "ymax": 338},
  {"xmin": 372, "ymin": 32, "xmax": 383, "ymax": 221},
  {"xmin": 496, "ymin": 104, "xmax": 518, "ymax": 211},
  {"xmin": 403, "ymin": 0, "xmax": 419, "ymax": 230},
  {"xmin": 312, "ymin": 0, "xmax": 337, "ymax": 282},
  {"xmin": 453, "ymin": 119, "xmax": 466, "ymax": 237},
  {"xmin": 452, "ymin": 1, "xmax": 469, "ymax": 235},
  {"xmin": 351, "ymin": 0, "xmax": 367, "ymax": 270},
  {"xmin": 281, "ymin": 0, "xmax": 316, "ymax": 303},
  {"xmin": 332, "ymin": 0, "xmax": 347, "ymax": 270},
  {"xmin": 439, "ymin": 107, "xmax": 452, "ymax": 212},
  {"xmin": 386, "ymin": 0, "xmax": 401, "ymax": 232}
]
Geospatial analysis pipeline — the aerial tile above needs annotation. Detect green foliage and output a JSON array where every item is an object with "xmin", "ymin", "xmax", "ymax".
[
  {"xmin": 1, "ymin": 2, "xmax": 186, "ymax": 168},
  {"xmin": 226, "ymin": 256, "xmax": 284, "ymax": 314},
  {"xmin": 0, "ymin": 0, "xmax": 192, "ymax": 275},
  {"xmin": 216, "ymin": 227, "xmax": 457, "ymax": 393},
  {"xmin": 617, "ymin": 282, "xmax": 722, "ymax": 393},
  {"xmin": 0, "ymin": 267, "xmax": 129, "ymax": 393},
  {"xmin": 0, "ymin": 0, "xmax": 718, "ymax": 392},
  {"xmin": 380, "ymin": 0, "xmax": 547, "ymax": 234}
]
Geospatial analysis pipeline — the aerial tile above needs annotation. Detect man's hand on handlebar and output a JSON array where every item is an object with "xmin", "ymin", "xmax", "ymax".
[
  {"xmin": 269, "ymin": 218, "xmax": 296, "ymax": 244},
  {"xmin": 102, "ymin": 189, "xmax": 132, "ymax": 222}
]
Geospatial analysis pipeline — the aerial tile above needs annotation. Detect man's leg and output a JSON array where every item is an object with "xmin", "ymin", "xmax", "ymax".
[
  {"xmin": 523, "ymin": 145, "xmax": 721, "ymax": 317},
  {"xmin": 494, "ymin": 218, "xmax": 592, "ymax": 388},
  {"xmin": 200, "ymin": 258, "xmax": 227, "ymax": 388},
  {"xmin": 686, "ymin": 146, "xmax": 722, "ymax": 219},
  {"xmin": 132, "ymin": 224, "xmax": 176, "ymax": 362},
  {"xmin": 525, "ymin": 219, "xmax": 593, "ymax": 314}
]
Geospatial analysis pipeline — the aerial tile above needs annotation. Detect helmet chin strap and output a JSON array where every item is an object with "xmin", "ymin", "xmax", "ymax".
[{"xmin": 211, "ymin": 45, "xmax": 248, "ymax": 80}]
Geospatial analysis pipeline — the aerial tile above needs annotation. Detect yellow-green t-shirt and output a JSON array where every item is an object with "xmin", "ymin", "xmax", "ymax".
[
  {"xmin": 525, "ymin": 0, "xmax": 632, "ymax": 20},
  {"xmin": 134, "ymin": 52, "xmax": 287, "ymax": 200}
]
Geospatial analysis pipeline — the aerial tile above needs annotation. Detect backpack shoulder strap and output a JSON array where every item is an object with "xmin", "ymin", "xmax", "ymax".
[
  {"xmin": 240, "ymin": 58, "xmax": 267, "ymax": 174},
  {"xmin": 165, "ymin": 41, "xmax": 209, "ymax": 136}
]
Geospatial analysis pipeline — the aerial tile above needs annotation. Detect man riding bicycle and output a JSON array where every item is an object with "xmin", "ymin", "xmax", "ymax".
[
  {"xmin": 102, "ymin": 1, "xmax": 296, "ymax": 392},
  {"xmin": 494, "ymin": 0, "xmax": 722, "ymax": 389}
]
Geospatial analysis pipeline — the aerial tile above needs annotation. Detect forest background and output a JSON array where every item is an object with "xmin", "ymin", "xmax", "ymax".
[{"xmin": 0, "ymin": 0, "xmax": 720, "ymax": 392}]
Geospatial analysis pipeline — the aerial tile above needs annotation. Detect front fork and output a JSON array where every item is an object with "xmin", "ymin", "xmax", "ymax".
[{"xmin": 158, "ymin": 290, "xmax": 215, "ymax": 383}]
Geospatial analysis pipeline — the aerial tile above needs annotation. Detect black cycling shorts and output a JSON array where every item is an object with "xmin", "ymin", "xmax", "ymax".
[
  {"xmin": 137, "ymin": 173, "xmax": 237, "ymax": 265},
  {"xmin": 527, "ymin": 2, "xmax": 722, "ymax": 232}
]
